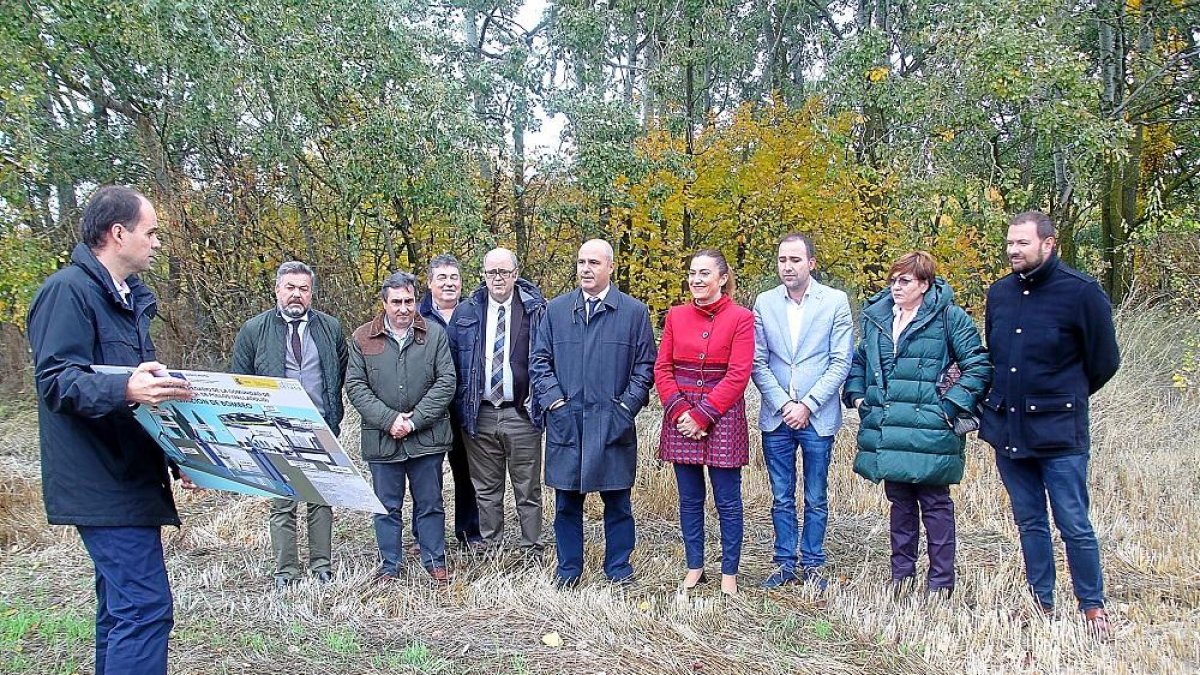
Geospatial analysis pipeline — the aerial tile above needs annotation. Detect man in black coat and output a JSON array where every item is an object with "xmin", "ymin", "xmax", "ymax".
[
  {"xmin": 28, "ymin": 185, "xmax": 194, "ymax": 674},
  {"xmin": 981, "ymin": 210, "xmax": 1120, "ymax": 636}
]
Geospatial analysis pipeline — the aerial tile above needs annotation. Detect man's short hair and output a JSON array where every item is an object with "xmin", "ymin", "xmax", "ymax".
[
  {"xmin": 887, "ymin": 251, "xmax": 938, "ymax": 284},
  {"xmin": 427, "ymin": 254, "xmax": 461, "ymax": 277},
  {"xmin": 80, "ymin": 186, "xmax": 146, "ymax": 249},
  {"xmin": 1009, "ymin": 211, "xmax": 1057, "ymax": 240},
  {"xmin": 276, "ymin": 261, "xmax": 316, "ymax": 292},
  {"xmin": 380, "ymin": 271, "xmax": 418, "ymax": 300},
  {"xmin": 778, "ymin": 232, "xmax": 816, "ymax": 260}
]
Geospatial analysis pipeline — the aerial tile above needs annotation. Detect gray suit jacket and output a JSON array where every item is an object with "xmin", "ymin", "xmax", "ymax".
[{"xmin": 751, "ymin": 279, "xmax": 854, "ymax": 436}]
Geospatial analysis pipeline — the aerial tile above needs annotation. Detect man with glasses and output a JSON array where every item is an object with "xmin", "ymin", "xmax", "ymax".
[
  {"xmin": 231, "ymin": 261, "xmax": 348, "ymax": 590},
  {"xmin": 530, "ymin": 239, "xmax": 656, "ymax": 588},
  {"xmin": 446, "ymin": 249, "xmax": 548, "ymax": 558},
  {"xmin": 419, "ymin": 254, "xmax": 483, "ymax": 549},
  {"xmin": 751, "ymin": 233, "xmax": 853, "ymax": 589},
  {"xmin": 981, "ymin": 211, "xmax": 1120, "ymax": 636}
]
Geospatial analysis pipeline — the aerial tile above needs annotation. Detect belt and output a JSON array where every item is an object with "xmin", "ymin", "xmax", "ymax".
[{"xmin": 488, "ymin": 400, "xmax": 518, "ymax": 410}]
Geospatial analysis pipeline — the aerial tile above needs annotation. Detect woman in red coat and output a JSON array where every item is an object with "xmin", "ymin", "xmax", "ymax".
[{"xmin": 655, "ymin": 249, "xmax": 755, "ymax": 596}]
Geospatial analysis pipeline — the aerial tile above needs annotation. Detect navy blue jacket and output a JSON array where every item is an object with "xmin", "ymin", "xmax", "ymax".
[
  {"xmin": 445, "ymin": 279, "xmax": 547, "ymax": 437},
  {"xmin": 980, "ymin": 253, "xmax": 1120, "ymax": 458},
  {"xmin": 27, "ymin": 243, "xmax": 179, "ymax": 527},
  {"xmin": 529, "ymin": 287, "xmax": 657, "ymax": 492},
  {"xmin": 418, "ymin": 291, "xmax": 453, "ymax": 330}
]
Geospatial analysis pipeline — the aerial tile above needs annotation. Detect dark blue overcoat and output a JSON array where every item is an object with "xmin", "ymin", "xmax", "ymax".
[{"xmin": 529, "ymin": 287, "xmax": 656, "ymax": 492}]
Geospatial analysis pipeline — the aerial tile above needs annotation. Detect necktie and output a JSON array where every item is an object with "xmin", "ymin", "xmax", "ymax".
[
  {"xmin": 488, "ymin": 305, "xmax": 506, "ymax": 405},
  {"xmin": 586, "ymin": 297, "xmax": 600, "ymax": 324},
  {"xmin": 289, "ymin": 320, "xmax": 303, "ymax": 364}
]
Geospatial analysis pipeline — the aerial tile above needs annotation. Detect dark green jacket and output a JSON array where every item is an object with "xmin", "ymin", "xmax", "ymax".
[
  {"xmin": 346, "ymin": 313, "xmax": 456, "ymax": 463},
  {"xmin": 842, "ymin": 279, "xmax": 992, "ymax": 485},
  {"xmin": 231, "ymin": 308, "xmax": 348, "ymax": 435}
]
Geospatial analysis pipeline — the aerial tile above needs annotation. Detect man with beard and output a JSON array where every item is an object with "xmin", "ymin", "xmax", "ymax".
[
  {"xmin": 980, "ymin": 211, "xmax": 1120, "ymax": 636},
  {"xmin": 530, "ymin": 239, "xmax": 656, "ymax": 588},
  {"xmin": 28, "ymin": 185, "xmax": 195, "ymax": 674},
  {"xmin": 231, "ymin": 261, "xmax": 348, "ymax": 590},
  {"xmin": 750, "ymin": 233, "xmax": 853, "ymax": 589}
]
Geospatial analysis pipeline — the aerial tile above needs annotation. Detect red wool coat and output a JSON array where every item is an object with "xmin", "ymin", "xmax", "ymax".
[{"xmin": 654, "ymin": 295, "xmax": 755, "ymax": 467}]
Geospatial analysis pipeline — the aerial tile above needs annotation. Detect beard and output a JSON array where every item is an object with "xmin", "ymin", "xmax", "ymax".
[{"xmin": 280, "ymin": 303, "xmax": 307, "ymax": 319}]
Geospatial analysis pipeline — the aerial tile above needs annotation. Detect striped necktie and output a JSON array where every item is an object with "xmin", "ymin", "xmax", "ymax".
[
  {"xmin": 488, "ymin": 305, "xmax": 506, "ymax": 405},
  {"xmin": 586, "ymin": 297, "xmax": 600, "ymax": 324}
]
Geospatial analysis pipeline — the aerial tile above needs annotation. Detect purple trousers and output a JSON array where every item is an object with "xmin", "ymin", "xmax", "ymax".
[{"xmin": 883, "ymin": 481, "xmax": 956, "ymax": 590}]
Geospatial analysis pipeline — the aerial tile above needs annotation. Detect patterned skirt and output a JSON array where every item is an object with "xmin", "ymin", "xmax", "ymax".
[{"xmin": 657, "ymin": 388, "xmax": 750, "ymax": 468}]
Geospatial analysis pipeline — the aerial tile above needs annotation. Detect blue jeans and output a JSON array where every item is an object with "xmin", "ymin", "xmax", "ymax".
[
  {"xmin": 77, "ymin": 526, "xmax": 173, "ymax": 675},
  {"xmin": 995, "ymin": 452, "xmax": 1104, "ymax": 610},
  {"xmin": 554, "ymin": 488, "xmax": 634, "ymax": 582},
  {"xmin": 674, "ymin": 464, "xmax": 743, "ymax": 575},
  {"xmin": 370, "ymin": 453, "xmax": 447, "ymax": 573},
  {"xmin": 762, "ymin": 424, "xmax": 834, "ymax": 572}
]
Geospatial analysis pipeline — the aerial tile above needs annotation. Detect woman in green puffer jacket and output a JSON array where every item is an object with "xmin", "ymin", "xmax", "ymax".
[{"xmin": 843, "ymin": 251, "xmax": 992, "ymax": 596}]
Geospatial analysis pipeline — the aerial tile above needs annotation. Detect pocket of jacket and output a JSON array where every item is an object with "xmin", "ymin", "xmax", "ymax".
[
  {"xmin": 360, "ymin": 427, "xmax": 385, "ymax": 461},
  {"xmin": 1022, "ymin": 394, "xmax": 1079, "ymax": 450},
  {"xmin": 977, "ymin": 391, "xmax": 1004, "ymax": 446},
  {"xmin": 545, "ymin": 403, "xmax": 576, "ymax": 444}
]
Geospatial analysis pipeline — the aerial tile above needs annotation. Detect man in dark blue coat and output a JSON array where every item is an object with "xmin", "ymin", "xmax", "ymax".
[
  {"xmin": 28, "ymin": 185, "xmax": 195, "ymax": 674},
  {"xmin": 529, "ymin": 239, "xmax": 656, "ymax": 587},
  {"xmin": 981, "ymin": 210, "xmax": 1120, "ymax": 636},
  {"xmin": 419, "ymin": 254, "xmax": 482, "ymax": 547}
]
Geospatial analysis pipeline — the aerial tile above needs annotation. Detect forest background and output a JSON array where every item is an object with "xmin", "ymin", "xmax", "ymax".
[{"xmin": 1, "ymin": 0, "xmax": 1198, "ymax": 380}]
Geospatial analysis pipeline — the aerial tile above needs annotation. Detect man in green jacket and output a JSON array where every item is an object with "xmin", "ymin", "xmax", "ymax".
[
  {"xmin": 231, "ymin": 261, "xmax": 348, "ymax": 590},
  {"xmin": 346, "ymin": 271, "xmax": 457, "ymax": 583}
]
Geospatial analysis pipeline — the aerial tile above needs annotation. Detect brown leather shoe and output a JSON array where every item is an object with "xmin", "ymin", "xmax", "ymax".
[
  {"xmin": 1084, "ymin": 607, "xmax": 1112, "ymax": 640},
  {"xmin": 427, "ymin": 566, "xmax": 451, "ymax": 585}
]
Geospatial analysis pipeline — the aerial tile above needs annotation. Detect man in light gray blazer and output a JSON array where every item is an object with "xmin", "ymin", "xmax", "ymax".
[{"xmin": 752, "ymin": 233, "xmax": 854, "ymax": 588}]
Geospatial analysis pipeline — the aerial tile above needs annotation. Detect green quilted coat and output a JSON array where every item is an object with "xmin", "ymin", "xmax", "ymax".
[{"xmin": 842, "ymin": 279, "xmax": 992, "ymax": 485}]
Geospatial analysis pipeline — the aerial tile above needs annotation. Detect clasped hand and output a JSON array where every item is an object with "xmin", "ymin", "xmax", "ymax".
[{"xmin": 676, "ymin": 412, "xmax": 706, "ymax": 440}]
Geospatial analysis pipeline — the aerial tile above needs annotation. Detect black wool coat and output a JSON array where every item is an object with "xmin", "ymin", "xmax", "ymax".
[{"xmin": 981, "ymin": 253, "xmax": 1120, "ymax": 459}]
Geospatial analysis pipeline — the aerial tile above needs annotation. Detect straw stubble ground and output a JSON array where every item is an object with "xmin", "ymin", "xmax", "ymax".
[{"xmin": 1, "ymin": 309, "xmax": 1198, "ymax": 673}]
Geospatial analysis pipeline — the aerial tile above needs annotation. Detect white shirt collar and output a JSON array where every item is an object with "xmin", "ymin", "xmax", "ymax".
[
  {"xmin": 489, "ymin": 294, "xmax": 514, "ymax": 312},
  {"xmin": 585, "ymin": 285, "xmax": 611, "ymax": 303}
]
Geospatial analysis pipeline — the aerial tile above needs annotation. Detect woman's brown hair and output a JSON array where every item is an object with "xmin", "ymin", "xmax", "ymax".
[{"xmin": 692, "ymin": 248, "xmax": 736, "ymax": 297}]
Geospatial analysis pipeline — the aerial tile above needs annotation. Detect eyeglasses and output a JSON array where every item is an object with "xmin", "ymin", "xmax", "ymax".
[
  {"xmin": 483, "ymin": 269, "xmax": 516, "ymax": 279},
  {"xmin": 888, "ymin": 276, "xmax": 917, "ymax": 288}
]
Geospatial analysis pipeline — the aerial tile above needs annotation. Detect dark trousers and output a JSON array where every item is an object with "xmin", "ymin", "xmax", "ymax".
[
  {"xmin": 883, "ymin": 481, "xmax": 956, "ymax": 590},
  {"xmin": 410, "ymin": 428, "xmax": 480, "ymax": 546},
  {"xmin": 674, "ymin": 463, "xmax": 743, "ymax": 575},
  {"xmin": 77, "ymin": 526, "xmax": 173, "ymax": 675},
  {"xmin": 995, "ymin": 452, "xmax": 1104, "ymax": 610},
  {"xmin": 554, "ymin": 488, "xmax": 634, "ymax": 582},
  {"xmin": 464, "ymin": 405, "xmax": 544, "ymax": 550},
  {"xmin": 370, "ymin": 453, "xmax": 446, "ymax": 573},
  {"xmin": 447, "ymin": 424, "xmax": 482, "ymax": 543}
]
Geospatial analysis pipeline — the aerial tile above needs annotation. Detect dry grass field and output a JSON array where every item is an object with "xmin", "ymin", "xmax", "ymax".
[{"xmin": 2, "ymin": 308, "xmax": 1199, "ymax": 674}]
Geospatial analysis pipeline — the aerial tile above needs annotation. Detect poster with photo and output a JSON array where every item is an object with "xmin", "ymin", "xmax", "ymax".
[{"xmin": 94, "ymin": 366, "xmax": 385, "ymax": 514}]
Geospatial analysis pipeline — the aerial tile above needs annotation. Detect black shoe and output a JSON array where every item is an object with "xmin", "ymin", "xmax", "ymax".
[
  {"xmin": 608, "ymin": 574, "xmax": 635, "ymax": 588},
  {"xmin": 554, "ymin": 575, "xmax": 581, "ymax": 590},
  {"xmin": 315, "ymin": 570, "xmax": 333, "ymax": 584},
  {"xmin": 890, "ymin": 575, "xmax": 915, "ymax": 599},
  {"xmin": 273, "ymin": 576, "xmax": 295, "ymax": 592}
]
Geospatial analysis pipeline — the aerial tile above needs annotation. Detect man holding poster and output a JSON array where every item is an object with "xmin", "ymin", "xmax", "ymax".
[{"xmin": 27, "ymin": 185, "xmax": 194, "ymax": 675}]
